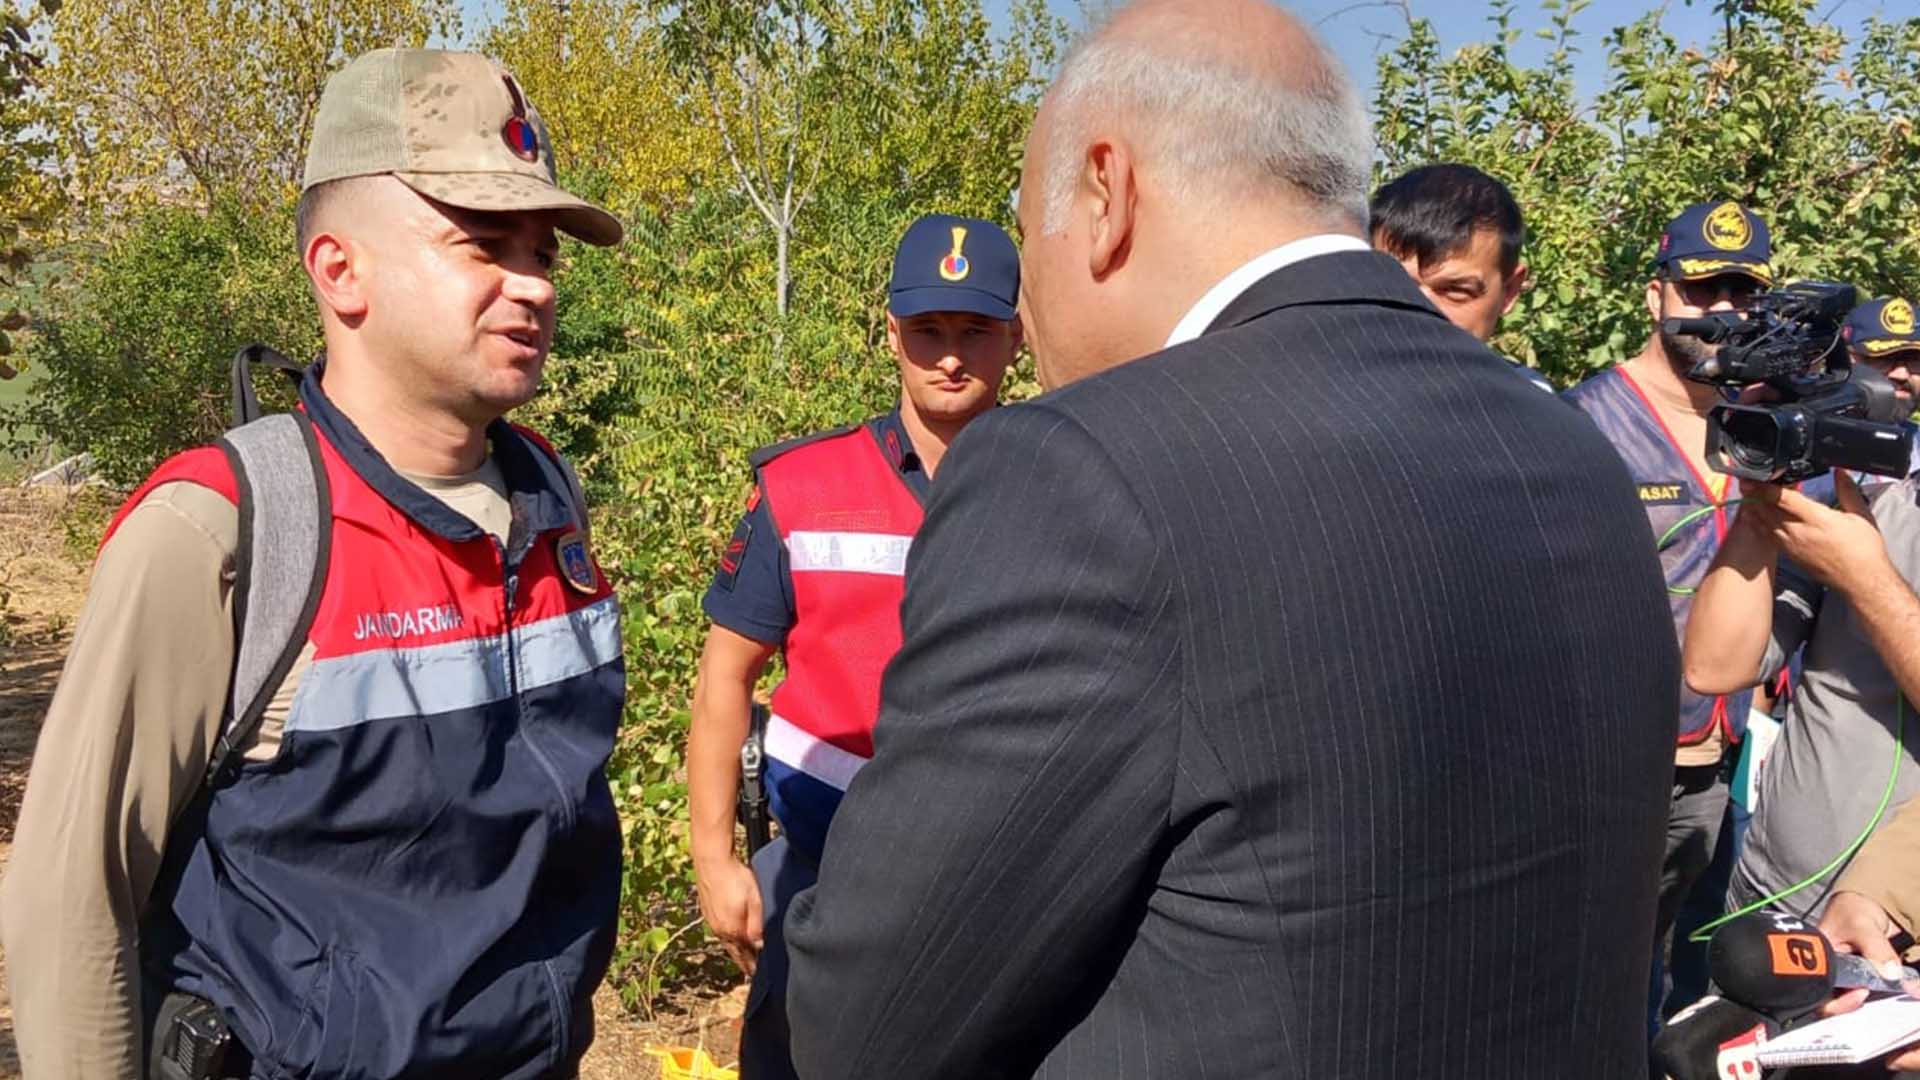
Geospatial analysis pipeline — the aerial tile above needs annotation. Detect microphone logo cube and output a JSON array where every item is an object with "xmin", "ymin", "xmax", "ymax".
[{"xmin": 1767, "ymin": 933, "xmax": 1829, "ymax": 977}]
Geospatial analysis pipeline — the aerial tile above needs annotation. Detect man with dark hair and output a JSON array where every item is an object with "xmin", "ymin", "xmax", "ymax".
[
  {"xmin": 1370, "ymin": 163, "xmax": 1531, "ymax": 344},
  {"xmin": 1565, "ymin": 200, "xmax": 1779, "ymax": 1034}
]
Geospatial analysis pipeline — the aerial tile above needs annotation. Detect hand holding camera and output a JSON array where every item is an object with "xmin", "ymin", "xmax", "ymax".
[{"xmin": 1729, "ymin": 471, "xmax": 1898, "ymax": 596}]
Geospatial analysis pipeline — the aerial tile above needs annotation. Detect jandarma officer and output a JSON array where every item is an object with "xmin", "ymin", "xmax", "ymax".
[
  {"xmin": 685, "ymin": 214, "xmax": 1022, "ymax": 1080},
  {"xmin": 1, "ymin": 49, "xmax": 625, "ymax": 1079}
]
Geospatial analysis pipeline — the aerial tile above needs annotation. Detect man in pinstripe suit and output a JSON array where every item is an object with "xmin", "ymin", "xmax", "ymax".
[{"xmin": 785, "ymin": 2, "xmax": 1678, "ymax": 1076}]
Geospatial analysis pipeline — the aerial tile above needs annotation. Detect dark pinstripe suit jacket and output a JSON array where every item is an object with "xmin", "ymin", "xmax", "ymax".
[{"xmin": 784, "ymin": 251, "xmax": 1678, "ymax": 1079}]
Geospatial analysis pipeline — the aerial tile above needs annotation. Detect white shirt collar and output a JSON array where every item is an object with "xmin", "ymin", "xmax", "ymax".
[{"xmin": 1163, "ymin": 233, "xmax": 1372, "ymax": 347}]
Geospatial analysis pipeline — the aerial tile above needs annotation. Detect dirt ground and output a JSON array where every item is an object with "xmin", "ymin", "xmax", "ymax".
[{"xmin": 0, "ymin": 486, "xmax": 742, "ymax": 1079}]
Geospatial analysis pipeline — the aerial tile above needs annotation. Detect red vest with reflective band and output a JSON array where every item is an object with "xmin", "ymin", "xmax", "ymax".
[
  {"xmin": 760, "ymin": 428, "xmax": 923, "ymax": 760},
  {"xmin": 114, "ymin": 383, "xmax": 623, "ymax": 1079}
]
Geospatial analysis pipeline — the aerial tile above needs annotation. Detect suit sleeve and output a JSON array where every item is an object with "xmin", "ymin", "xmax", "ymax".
[
  {"xmin": 0, "ymin": 482, "xmax": 236, "ymax": 1080},
  {"xmin": 785, "ymin": 404, "xmax": 1182, "ymax": 1079}
]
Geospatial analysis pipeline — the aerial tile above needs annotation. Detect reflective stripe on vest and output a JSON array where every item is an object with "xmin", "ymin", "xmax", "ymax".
[
  {"xmin": 143, "ymin": 406, "xmax": 624, "ymax": 1079},
  {"xmin": 757, "ymin": 427, "xmax": 922, "ymax": 859},
  {"xmin": 765, "ymin": 711, "xmax": 868, "ymax": 791}
]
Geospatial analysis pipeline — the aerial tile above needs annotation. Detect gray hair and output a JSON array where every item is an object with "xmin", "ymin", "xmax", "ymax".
[{"xmin": 1038, "ymin": 16, "xmax": 1373, "ymax": 233}]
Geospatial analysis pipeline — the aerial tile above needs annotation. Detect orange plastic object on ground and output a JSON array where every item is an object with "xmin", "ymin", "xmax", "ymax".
[{"xmin": 645, "ymin": 1046, "xmax": 739, "ymax": 1080}]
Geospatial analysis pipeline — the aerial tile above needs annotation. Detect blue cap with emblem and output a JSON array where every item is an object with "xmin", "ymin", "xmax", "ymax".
[
  {"xmin": 888, "ymin": 213, "xmax": 1020, "ymax": 320},
  {"xmin": 1656, "ymin": 200, "xmax": 1773, "ymax": 285},
  {"xmin": 1844, "ymin": 297, "xmax": 1920, "ymax": 358}
]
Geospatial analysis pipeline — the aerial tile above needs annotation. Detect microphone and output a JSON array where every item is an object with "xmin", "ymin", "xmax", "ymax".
[
  {"xmin": 1651, "ymin": 995, "xmax": 1777, "ymax": 1080},
  {"xmin": 1708, "ymin": 911, "xmax": 1838, "ymax": 1022},
  {"xmin": 1653, "ymin": 911, "xmax": 1920, "ymax": 1079},
  {"xmin": 1664, "ymin": 315, "xmax": 1739, "ymax": 343}
]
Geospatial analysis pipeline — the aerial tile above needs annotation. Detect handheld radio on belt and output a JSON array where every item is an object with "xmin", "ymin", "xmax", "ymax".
[
  {"xmin": 739, "ymin": 704, "xmax": 773, "ymax": 856},
  {"xmin": 149, "ymin": 993, "xmax": 235, "ymax": 1080}
]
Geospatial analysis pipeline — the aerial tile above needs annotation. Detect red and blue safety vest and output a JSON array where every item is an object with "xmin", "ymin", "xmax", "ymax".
[
  {"xmin": 132, "ymin": 371, "xmax": 623, "ymax": 1078},
  {"xmin": 753, "ymin": 424, "xmax": 924, "ymax": 863}
]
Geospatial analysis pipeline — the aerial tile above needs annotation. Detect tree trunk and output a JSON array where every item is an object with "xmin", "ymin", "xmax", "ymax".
[{"xmin": 776, "ymin": 221, "xmax": 790, "ymax": 318}]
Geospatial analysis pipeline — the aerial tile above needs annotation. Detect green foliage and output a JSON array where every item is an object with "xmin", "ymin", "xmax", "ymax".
[
  {"xmin": 1373, "ymin": 0, "xmax": 1920, "ymax": 383},
  {"xmin": 483, "ymin": 0, "xmax": 722, "ymax": 212},
  {"xmin": 1, "ymin": 0, "xmax": 62, "ymax": 360},
  {"xmin": 555, "ymin": 202, "xmax": 990, "ymax": 1006},
  {"xmin": 15, "ymin": 200, "xmax": 314, "ymax": 483},
  {"xmin": 39, "ymin": 0, "xmax": 458, "ymax": 217}
]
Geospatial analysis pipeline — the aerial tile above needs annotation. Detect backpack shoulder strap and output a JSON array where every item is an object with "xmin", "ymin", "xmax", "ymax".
[
  {"xmin": 207, "ymin": 411, "xmax": 331, "ymax": 785},
  {"xmin": 230, "ymin": 344, "xmax": 307, "ymax": 427}
]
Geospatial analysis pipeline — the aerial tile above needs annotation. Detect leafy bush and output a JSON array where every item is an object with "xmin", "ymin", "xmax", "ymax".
[
  {"xmin": 1373, "ymin": 0, "xmax": 1920, "ymax": 384},
  {"xmin": 549, "ymin": 193, "xmax": 942, "ymax": 1005},
  {"xmin": 16, "ymin": 199, "xmax": 314, "ymax": 483}
]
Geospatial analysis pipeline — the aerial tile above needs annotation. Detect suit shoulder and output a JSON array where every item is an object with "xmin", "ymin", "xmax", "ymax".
[
  {"xmin": 749, "ymin": 419, "xmax": 872, "ymax": 469},
  {"xmin": 947, "ymin": 400, "xmax": 1086, "ymax": 456},
  {"xmin": 942, "ymin": 402, "xmax": 1149, "ymax": 502}
]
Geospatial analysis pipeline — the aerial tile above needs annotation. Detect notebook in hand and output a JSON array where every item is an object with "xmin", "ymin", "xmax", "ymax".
[{"xmin": 1757, "ymin": 996, "xmax": 1920, "ymax": 1067}]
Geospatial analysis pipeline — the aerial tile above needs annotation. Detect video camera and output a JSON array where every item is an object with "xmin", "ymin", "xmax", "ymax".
[{"xmin": 1665, "ymin": 280, "xmax": 1912, "ymax": 484}]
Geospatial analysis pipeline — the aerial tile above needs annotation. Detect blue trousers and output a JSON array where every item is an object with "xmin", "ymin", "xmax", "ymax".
[{"xmin": 739, "ymin": 837, "xmax": 816, "ymax": 1080}]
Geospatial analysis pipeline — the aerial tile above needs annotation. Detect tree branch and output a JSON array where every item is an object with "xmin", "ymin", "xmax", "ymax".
[
  {"xmin": 1523, "ymin": 104, "xmax": 1597, "ymax": 176},
  {"xmin": 699, "ymin": 67, "xmax": 779, "ymax": 227},
  {"xmin": 1314, "ymin": 0, "xmax": 1411, "ymax": 29},
  {"xmin": 737, "ymin": 54, "xmax": 777, "ymax": 210}
]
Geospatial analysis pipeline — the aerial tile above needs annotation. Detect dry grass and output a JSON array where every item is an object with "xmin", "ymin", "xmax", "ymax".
[{"xmin": 0, "ymin": 486, "xmax": 97, "ymax": 1078}]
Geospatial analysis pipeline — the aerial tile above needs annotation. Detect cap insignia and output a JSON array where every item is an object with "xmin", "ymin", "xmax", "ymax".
[
  {"xmin": 938, "ymin": 226, "xmax": 971, "ymax": 282},
  {"xmin": 1882, "ymin": 299, "xmax": 1915, "ymax": 336},
  {"xmin": 1704, "ymin": 202, "xmax": 1752, "ymax": 252},
  {"xmin": 500, "ymin": 73, "xmax": 540, "ymax": 163}
]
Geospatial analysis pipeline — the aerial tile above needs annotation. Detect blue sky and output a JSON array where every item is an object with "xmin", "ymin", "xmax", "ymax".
[
  {"xmin": 1281, "ymin": 0, "xmax": 1901, "ymax": 100},
  {"xmin": 458, "ymin": 0, "xmax": 1905, "ymax": 101}
]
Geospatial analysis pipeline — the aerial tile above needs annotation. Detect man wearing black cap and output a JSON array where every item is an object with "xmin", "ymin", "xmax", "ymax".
[
  {"xmin": 1564, "ymin": 200, "xmax": 1777, "ymax": 1028},
  {"xmin": 685, "ymin": 213, "xmax": 1022, "ymax": 1079},
  {"xmin": 1841, "ymin": 296, "xmax": 1920, "ymax": 400}
]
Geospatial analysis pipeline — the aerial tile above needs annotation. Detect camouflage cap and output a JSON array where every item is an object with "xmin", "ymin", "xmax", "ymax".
[{"xmin": 303, "ymin": 48, "xmax": 622, "ymax": 246}]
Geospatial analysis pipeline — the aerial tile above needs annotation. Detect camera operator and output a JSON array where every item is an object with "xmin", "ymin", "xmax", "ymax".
[
  {"xmin": 1565, "ymin": 201, "xmax": 1777, "ymax": 1027},
  {"xmin": 1684, "ymin": 297, "xmax": 1920, "ymax": 933}
]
